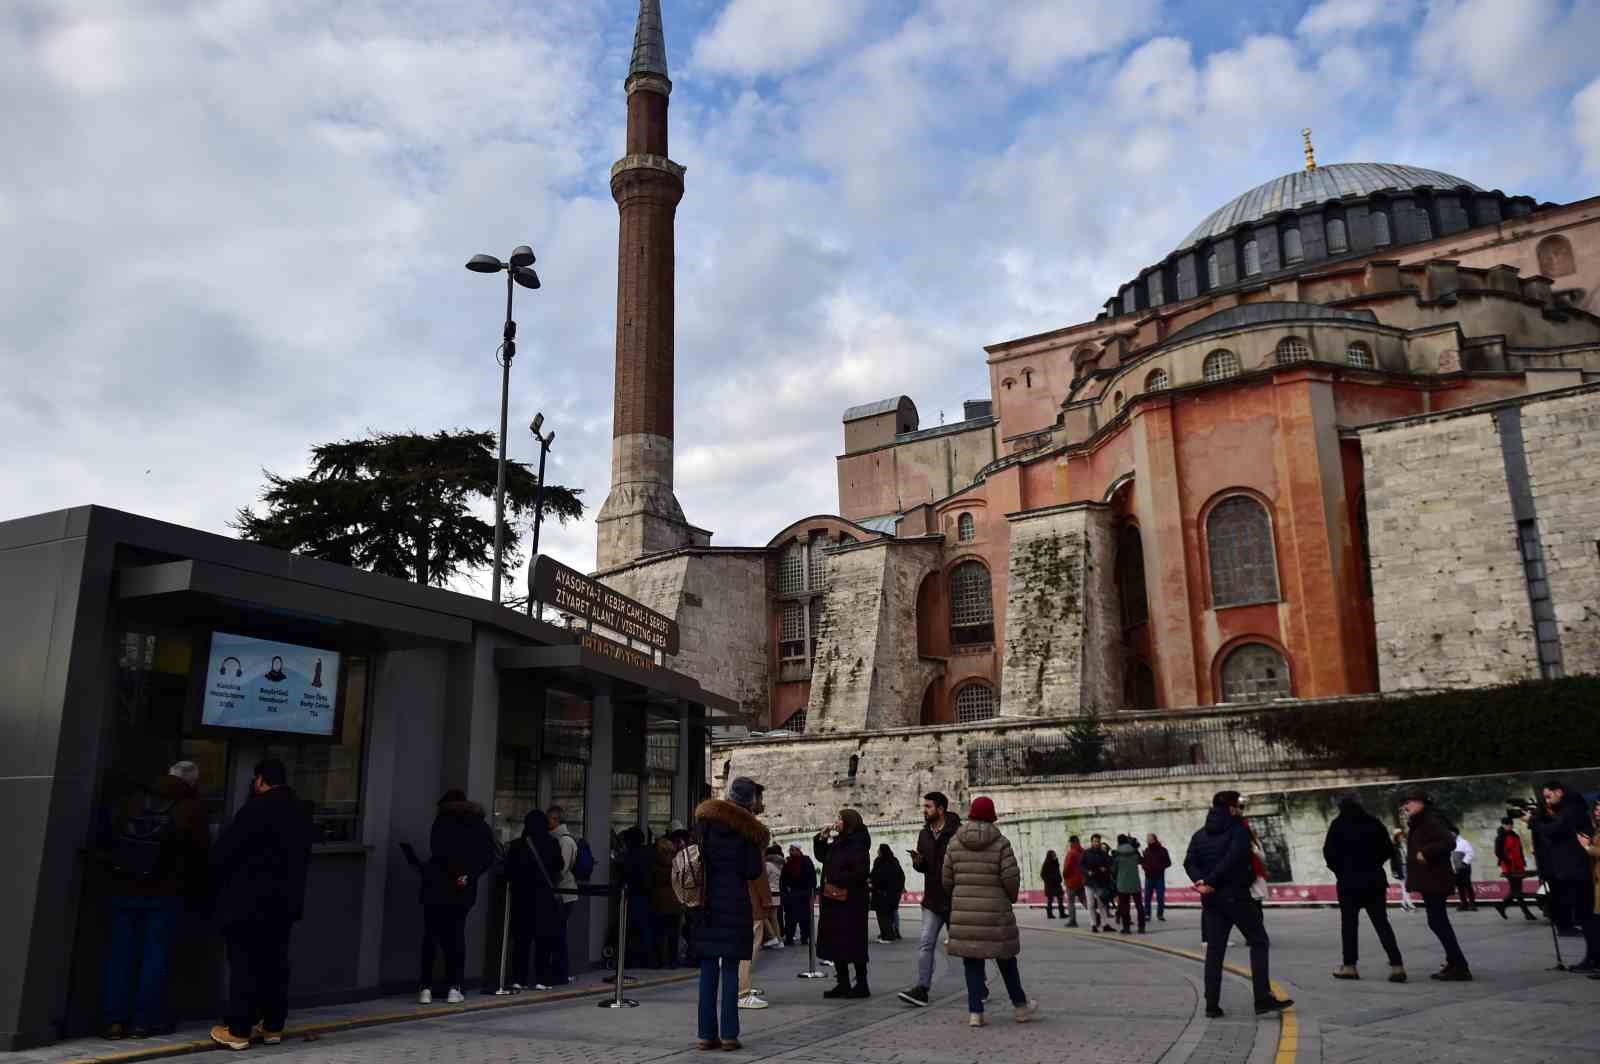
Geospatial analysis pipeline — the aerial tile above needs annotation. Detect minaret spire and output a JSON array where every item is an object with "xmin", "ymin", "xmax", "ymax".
[{"xmin": 596, "ymin": 0, "xmax": 704, "ymax": 570}]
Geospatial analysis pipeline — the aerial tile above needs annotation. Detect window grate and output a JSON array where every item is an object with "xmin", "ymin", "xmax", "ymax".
[
  {"xmin": 1345, "ymin": 341, "xmax": 1373, "ymax": 369},
  {"xmin": 1204, "ymin": 349, "xmax": 1241, "ymax": 382},
  {"xmin": 807, "ymin": 536, "xmax": 827, "ymax": 590},
  {"xmin": 1147, "ymin": 368, "xmax": 1169, "ymax": 391},
  {"xmin": 1207, "ymin": 496, "xmax": 1280, "ymax": 607},
  {"xmin": 777, "ymin": 542, "xmax": 805, "ymax": 596},
  {"xmin": 957, "ymin": 513, "xmax": 976, "ymax": 543},
  {"xmin": 1220, "ymin": 643, "xmax": 1291, "ymax": 703},
  {"xmin": 954, "ymin": 683, "xmax": 998, "ymax": 723},
  {"xmin": 1275, "ymin": 337, "xmax": 1310, "ymax": 364}
]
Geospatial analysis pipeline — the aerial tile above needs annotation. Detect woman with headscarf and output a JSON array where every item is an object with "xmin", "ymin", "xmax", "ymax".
[
  {"xmin": 870, "ymin": 843, "xmax": 906, "ymax": 942},
  {"xmin": 814, "ymin": 808, "xmax": 872, "ymax": 998},
  {"xmin": 504, "ymin": 809, "xmax": 565, "ymax": 991},
  {"xmin": 418, "ymin": 788, "xmax": 495, "ymax": 1004}
]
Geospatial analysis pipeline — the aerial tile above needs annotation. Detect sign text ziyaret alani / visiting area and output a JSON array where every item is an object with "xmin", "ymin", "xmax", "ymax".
[{"xmin": 531, "ymin": 555, "xmax": 680, "ymax": 656}]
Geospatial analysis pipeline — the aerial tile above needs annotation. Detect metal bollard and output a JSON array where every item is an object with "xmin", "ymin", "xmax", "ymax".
[
  {"xmin": 599, "ymin": 888, "xmax": 640, "ymax": 1008},
  {"xmin": 798, "ymin": 894, "xmax": 826, "ymax": 979},
  {"xmin": 494, "ymin": 883, "xmax": 514, "ymax": 995}
]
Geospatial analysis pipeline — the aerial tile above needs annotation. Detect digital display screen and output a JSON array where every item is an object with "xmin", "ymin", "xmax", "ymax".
[{"xmin": 201, "ymin": 631, "xmax": 340, "ymax": 736}]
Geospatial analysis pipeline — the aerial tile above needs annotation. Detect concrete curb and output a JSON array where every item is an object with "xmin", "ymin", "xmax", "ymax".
[
  {"xmin": 56, "ymin": 971, "xmax": 699, "ymax": 1064},
  {"xmin": 1028, "ymin": 925, "xmax": 1297, "ymax": 1064}
]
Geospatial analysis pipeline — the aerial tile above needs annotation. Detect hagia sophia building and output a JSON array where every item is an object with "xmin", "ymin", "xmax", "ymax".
[{"xmin": 594, "ymin": 4, "xmax": 1600, "ymax": 850}]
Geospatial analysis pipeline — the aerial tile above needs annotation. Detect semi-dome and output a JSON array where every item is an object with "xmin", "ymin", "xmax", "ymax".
[{"xmin": 1175, "ymin": 163, "xmax": 1480, "ymax": 254}]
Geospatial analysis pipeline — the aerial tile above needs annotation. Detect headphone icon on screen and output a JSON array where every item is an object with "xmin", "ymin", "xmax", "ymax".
[{"xmin": 220, "ymin": 657, "xmax": 242, "ymax": 678}]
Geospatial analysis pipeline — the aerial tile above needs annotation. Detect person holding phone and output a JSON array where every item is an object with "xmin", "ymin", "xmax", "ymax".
[{"xmin": 897, "ymin": 792, "xmax": 961, "ymax": 1007}]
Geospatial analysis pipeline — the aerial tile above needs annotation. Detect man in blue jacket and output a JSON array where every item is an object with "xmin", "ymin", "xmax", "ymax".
[{"xmin": 1183, "ymin": 791, "xmax": 1292, "ymax": 1019}]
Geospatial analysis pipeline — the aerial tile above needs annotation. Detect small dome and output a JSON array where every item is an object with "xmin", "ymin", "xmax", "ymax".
[{"xmin": 1175, "ymin": 163, "xmax": 1481, "ymax": 253}]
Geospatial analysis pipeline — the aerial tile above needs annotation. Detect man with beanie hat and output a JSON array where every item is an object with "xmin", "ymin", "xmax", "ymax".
[
  {"xmin": 1400, "ymin": 789, "xmax": 1472, "ymax": 980},
  {"xmin": 898, "ymin": 791, "xmax": 961, "ymax": 1007},
  {"xmin": 1184, "ymin": 791, "xmax": 1292, "ymax": 1018}
]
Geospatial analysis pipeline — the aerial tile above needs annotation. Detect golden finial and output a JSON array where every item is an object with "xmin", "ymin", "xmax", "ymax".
[{"xmin": 1302, "ymin": 128, "xmax": 1317, "ymax": 172}]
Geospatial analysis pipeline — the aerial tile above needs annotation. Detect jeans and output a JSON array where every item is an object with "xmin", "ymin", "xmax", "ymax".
[
  {"xmin": 1421, "ymin": 893, "xmax": 1468, "ymax": 968},
  {"xmin": 101, "ymin": 895, "xmax": 182, "ymax": 1027},
  {"xmin": 963, "ymin": 956, "xmax": 1024, "ymax": 1014},
  {"xmin": 510, "ymin": 929, "xmax": 561, "ymax": 988},
  {"xmin": 1453, "ymin": 866, "xmax": 1477, "ymax": 909},
  {"xmin": 698, "ymin": 956, "xmax": 740, "ymax": 1042},
  {"xmin": 1088, "ymin": 887, "xmax": 1111, "ymax": 928},
  {"xmin": 1498, "ymin": 875, "xmax": 1535, "ymax": 917},
  {"xmin": 1337, "ymin": 884, "xmax": 1403, "ymax": 966},
  {"xmin": 917, "ymin": 909, "xmax": 949, "ymax": 989},
  {"xmin": 224, "ymin": 918, "xmax": 292, "ymax": 1038},
  {"xmin": 875, "ymin": 906, "xmax": 901, "ymax": 939},
  {"xmin": 1043, "ymin": 890, "xmax": 1065, "ymax": 917},
  {"xmin": 1066, "ymin": 887, "xmax": 1085, "ymax": 923},
  {"xmin": 421, "ymin": 904, "xmax": 469, "ymax": 989},
  {"xmin": 1144, "ymin": 877, "xmax": 1166, "ymax": 919},
  {"xmin": 1201, "ymin": 894, "xmax": 1271, "ymax": 1008},
  {"xmin": 555, "ymin": 902, "xmax": 573, "ymax": 983}
]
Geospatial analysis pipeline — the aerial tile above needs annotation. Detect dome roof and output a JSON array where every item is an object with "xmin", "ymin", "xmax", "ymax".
[{"xmin": 1175, "ymin": 163, "xmax": 1481, "ymax": 253}]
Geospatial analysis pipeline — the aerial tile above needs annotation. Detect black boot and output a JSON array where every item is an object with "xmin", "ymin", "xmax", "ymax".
[
  {"xmin": 824, "ymin": 970, "xmax": 852, "ymax": 999},
  {"xmin": 847, "ymin": 964, "xmax": 871, "ymax": 998}
]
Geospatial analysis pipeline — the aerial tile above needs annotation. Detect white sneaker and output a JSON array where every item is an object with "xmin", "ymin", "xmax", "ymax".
[
  {"xmin": 749, "ymin": 986, "xmax": 765, "ymax": 997},
  {"xmin": 533, "ymin": 984, "xmax": 554, "ymax": 991},
  {"xmin": 446, "ymin": 988, "xmax": 464, "ymax": 1004},
  {"xmin": 762, "ymin": 938, "xmax": 781, "ymax": 949},
  {"xmin": 737, "ymin": 994, "xmax": 769, "ymax": 1010},
  {"xmin": 508, "ymin": 983, "xmax": 526, "ymax": 993},
  {"xmin": 876, "ymin": 937, "xmax": 894, "ymax": 944},
  {"xmin": 1014, "ymin": 1001, "xmax": 1038, "ymax": 1024},
  {"xmin": 418, "ymin": 988, "xmax": 432, "ymax": 1005}
]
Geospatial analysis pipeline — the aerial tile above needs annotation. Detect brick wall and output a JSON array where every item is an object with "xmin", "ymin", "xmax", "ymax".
[
  {"xmin": 806, "ymin": 540, "xmax": 941, "ymax": 732},
  {"xmin": 1361, "ymin": 411, "xmax": 1537, "ymax": 688},
  {"xmin": 999, "ymin": 503, "xmax": 1118, "ymax": 716},
  {"xmin": 601, "ymin": 551, "xmax": 771, "ymax": 721},
  {"xmin": 1520, "ymin": 390, "xmax": 1600, "ymax": 673}
]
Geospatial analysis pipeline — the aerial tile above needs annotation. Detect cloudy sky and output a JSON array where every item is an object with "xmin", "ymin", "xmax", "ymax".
[{"xmin": 4, "ymin": 0, "xmax": 1598, "ymax": 590}]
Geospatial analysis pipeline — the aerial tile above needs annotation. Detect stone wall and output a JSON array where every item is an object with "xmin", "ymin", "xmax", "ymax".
[
  {"xmin": 998, "ymin": 503, "xmax": 1118, "ymax": 716},
  {"xmin": 1361, "ymin": 410, "xmax": 1536, "ymax": 689},
  {"xmin": 600, "ymin": 550, "xmax": 771, "ymax": 720},
  {"xmin": 806, "ymin": 539, "xmax": 941, "ymax": 732},
  {"xmin": 1521, "ymin": 389, "xmax": 1600, "ymax": 674}
]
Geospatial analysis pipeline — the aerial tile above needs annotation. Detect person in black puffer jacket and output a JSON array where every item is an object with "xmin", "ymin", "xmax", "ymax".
[
  {"xmin": 419, "ymin": 789, "xmax": 496, "ymax": 1004},
  {"xmin": 504, "ymin": 810, "xmax": 565, "ymax": 990},
  {"xmin": 1322, "ymin": 792, "xmax": 1405, "ymax": 982},
  {"xmin": 689, "ymin": 777, "xmax": 769, "ymax": 1050},
  {"xmin": 1080, "ymin": 834, "xmax": 1114, "ymax": 932},
  {"xmin": 1184, "ymin": 791, "xmax": 1290, "ymax": 1018}
]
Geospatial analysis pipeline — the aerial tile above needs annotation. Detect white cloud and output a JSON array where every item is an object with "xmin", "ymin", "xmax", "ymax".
[
  {"xmin": 1414, "ymin": 0, "xmax": 1597, "ymax": 103},
  {"xmin": 1576, "ymin": 76, "xmax": 1600, "ymax": 174},
  {"xmin": 1112, "ymin": 37, "xmax": 1197, "ymax": 120},
  {"xmin": 1297, "ymin": 0, "xmax": 1415, "ymax": 37},
  {"xmin": 693, "ymin": 0, "xmax": 870, "ymax": 78}
]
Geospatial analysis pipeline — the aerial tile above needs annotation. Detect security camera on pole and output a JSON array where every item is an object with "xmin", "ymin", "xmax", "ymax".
[{"xmin": 465, "ymin": 244, "xmax": 541, "ymax": 605}]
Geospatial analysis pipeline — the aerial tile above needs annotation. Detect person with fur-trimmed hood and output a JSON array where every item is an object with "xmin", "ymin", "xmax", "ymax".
[{"xmin": 689, "ymin": 777, "xmax": 769, "ymax": 1052}]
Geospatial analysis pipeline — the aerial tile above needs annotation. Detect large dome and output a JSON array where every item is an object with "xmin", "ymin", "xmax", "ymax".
[{"xmin": 1175, "ymin": 163, "xmax": 1481, "ymax": 253}]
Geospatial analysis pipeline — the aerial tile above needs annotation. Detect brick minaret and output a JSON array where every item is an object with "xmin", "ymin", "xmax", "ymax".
[{"xmin": 595, "ymin": 0, "xmax": 704, "ymax": 570}]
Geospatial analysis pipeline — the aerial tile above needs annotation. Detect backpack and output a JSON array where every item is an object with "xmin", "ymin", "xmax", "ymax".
[
  {"xmin": 111, "ymin": 794, "xmax": 179, "ymax": 881},
  {"xmin": 571, "ymin": 837, "xmax": 596, "ymax": 881},
  {"xmin": 670, "ymin": 842, "xmax": 706, "ymax": 909}
]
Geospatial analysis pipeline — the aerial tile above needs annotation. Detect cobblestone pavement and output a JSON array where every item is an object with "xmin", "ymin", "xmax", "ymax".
[{"xmin": 32, "ymin": 904, "xmax": 1598, "ymax": 1064}]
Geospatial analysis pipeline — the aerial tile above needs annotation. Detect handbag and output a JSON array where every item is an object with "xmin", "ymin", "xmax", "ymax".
[{"xmin": 821, "ymin": 881, "xmax": 849, "ymax": 903}]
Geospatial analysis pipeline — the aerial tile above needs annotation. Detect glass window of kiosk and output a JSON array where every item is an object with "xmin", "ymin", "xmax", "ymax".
[{"xmin": 106, "ymin": 627, "xmax": 370, "ymax": 844}]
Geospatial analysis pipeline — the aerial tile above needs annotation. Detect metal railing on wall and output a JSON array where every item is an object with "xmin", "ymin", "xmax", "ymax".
[{"xmin": 965, "ymin": 708, "xmax": 1336, "ymax": 787}]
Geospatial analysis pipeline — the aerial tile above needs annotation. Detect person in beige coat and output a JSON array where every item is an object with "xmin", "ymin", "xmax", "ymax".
[{"xmin": 941, "ymin": 797, "xmax": 1037, "ymax": 1027}]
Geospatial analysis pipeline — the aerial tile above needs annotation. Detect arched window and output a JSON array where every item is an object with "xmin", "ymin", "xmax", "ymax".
[
  {"xmin": 1220, "ymin": 643, "xmax": 1291, "ymax": 703},
  {"xmin": 1283, "ymin": 228, "xmax": 1304, "ymax": 263},
  {"xmin": 1345, "ymin": 341, "xmax": 1374, "ymax": 369},
  {"xmin": 1114, "ymin": 391, "xmax": 1125, "ymax": 411},
  {"xmin": 1372, "ymin": 210, "xmax": 1391, "ymax": 246},
  {"xmin": 1207, "ymin": 495, "xmax": 1280, "ymax": 607},
  {"xmin": 777, "ymin": 541, "xmax": 805, "ymax": 595},
  {"xmin": 1128, "ymin": 662, "xmax": 1157, "ymax": 710},
  {"xmin": 957, "ymin": 513, "xmax": 976, "ymax": 543},
  {"xmin": 781, "ymin": 709, "xmax": 807, "ymax": 734},
  {"xmin": 949, "ymin": 561, "xmax": 994, "ymax": 646},
  {"xmin": 1118, "ymin": 524, "xmax": 1149, "ymax": 627},
  {"xmin": 1243, "ymin": 239, "xmax": 1260, "ymax": 277},
  {"xmin": 1203, "ymin": 349, "xmax": 1241, "ymax": 382},
  {"xmin": 1537, "ymin": 234, "xmax": 1576, "ymax": 278},
  {"xmin": 1326, "ymin": 218, "xmax": 1348, "ymax": 254},
  {"xmin": 1275, "ymin": 337, "xmax": 1310, "ymax": 364},
  {"xmin": 1022, "ymin": 369, "xmax": 1034, "ymax": 388},
  {"xmin": 1206, "ymin": 252, "xmax": 1220, "ymax": 289},
  {"xmin": 954, "ymin": 682, "xmax": 997, "ymax": 724},
  {"xmin": 1002, "ymin": 378, "xmax": 1014, "ymax": 390},
  {"xmin": 1146, "ymin": 368, "xmax": 1169, "ymax": 391}
]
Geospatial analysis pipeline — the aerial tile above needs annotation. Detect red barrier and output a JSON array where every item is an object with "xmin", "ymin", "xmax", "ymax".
[{"xmin": 899, "ymin": 877, "xmax": 1531, "ymax": 907}]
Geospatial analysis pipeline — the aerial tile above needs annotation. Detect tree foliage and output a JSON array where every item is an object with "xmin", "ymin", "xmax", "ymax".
[{"xmin": 231, "ymin": 429, "xmax": 583, "ymax": 588}]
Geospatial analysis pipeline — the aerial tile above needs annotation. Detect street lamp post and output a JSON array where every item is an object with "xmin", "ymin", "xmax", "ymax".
[
  {"xmin": 466, "ymin": 245, "xmax": 540, "ymax": 604},
  {"xmin": 526, "ymin": 412, "xmax": 555, "ymax": 618}
]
